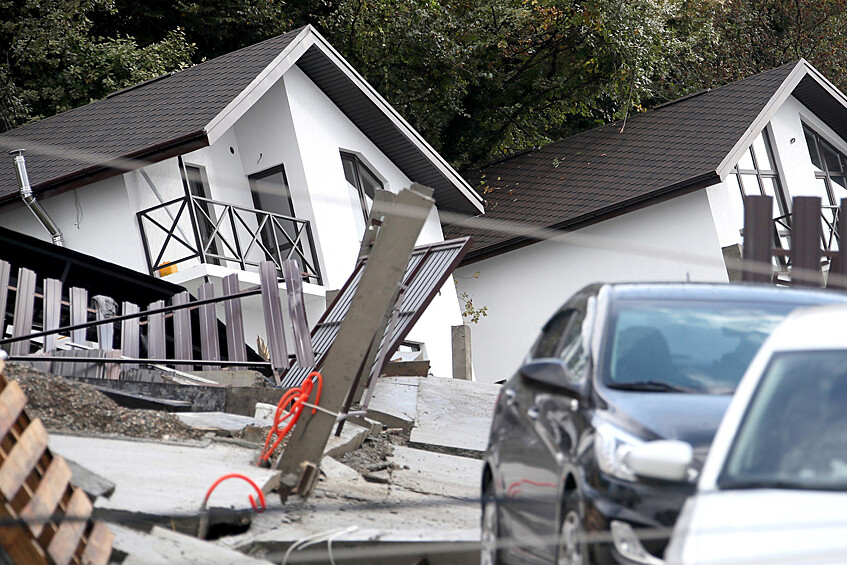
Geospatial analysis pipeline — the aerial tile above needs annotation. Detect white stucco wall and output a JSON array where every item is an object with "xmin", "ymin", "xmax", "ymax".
[
  {"xmin": 0, "ymin": 175, "xmax": 147, "ymax": 271},
  {"xmin": 455, "ymin": 190, "xmax": 728, "ymax": 384}
]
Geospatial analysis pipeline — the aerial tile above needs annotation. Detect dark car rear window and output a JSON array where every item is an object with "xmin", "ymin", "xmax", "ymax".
[{"xmin": 601, "ymin": 300, "xmax": 798, "ymax": 394}]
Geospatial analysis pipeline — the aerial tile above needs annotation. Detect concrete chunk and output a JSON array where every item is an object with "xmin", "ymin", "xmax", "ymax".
[
  {"xmin": 176, "ymin": 412, "xmax": 267, "ymax": 432},
  {"xmin": 48, "ymin": 434, "xmax": 279, "ymax": 517},
  {"xmin": 409, "ymin": 378, "xmax": 500, "ymax": 456},
  {"xmin": 112, "ymin": 524, "xmax": 274, "ymax": 565},
  {"xmin": 322, "ymin": 422, "xmax": 368, "ymax": 459},
  {"xmin": 365, "ymin": 377, "xmax": 420, "ymax": 431}
]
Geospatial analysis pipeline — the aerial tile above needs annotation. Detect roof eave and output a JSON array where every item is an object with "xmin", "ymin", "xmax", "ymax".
[
  {"xmin": 459, "ymin": 171, "xmax": 721, "ymax": 265},
  {"xmin": 0, "ymin": 130, "xmax": 209, "ymax": 207}
]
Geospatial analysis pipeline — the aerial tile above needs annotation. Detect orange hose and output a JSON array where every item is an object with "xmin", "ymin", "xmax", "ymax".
[
  {"xmin": 259, "ymin": 372, "xmax": 323, "ymax": 463},
  {"xmin": 203, "ymin": 473, "xmax": 266, "ymax": 513}
]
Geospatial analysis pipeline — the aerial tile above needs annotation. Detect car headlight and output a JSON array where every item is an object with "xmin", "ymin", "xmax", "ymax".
[{"xmin": 594, "ymin": 419, "xmax": 644, "ymax": 481}]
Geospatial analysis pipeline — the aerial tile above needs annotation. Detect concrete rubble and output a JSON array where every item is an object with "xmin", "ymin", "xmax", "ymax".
[{"xmin": 6, "ymin": 361, "xmax": 501, "ymax": 564}]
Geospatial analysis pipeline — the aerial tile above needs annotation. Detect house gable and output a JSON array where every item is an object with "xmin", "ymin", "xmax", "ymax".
[
  {"xmin": 447, "ymin": 60, "xmax": 847, "ymax": 263},
  {"xmin": 0, "ymin": 26, "xmax": 482, "ymax": 215}
]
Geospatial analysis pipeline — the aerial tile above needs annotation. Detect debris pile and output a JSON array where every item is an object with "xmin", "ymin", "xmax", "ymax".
[{"xmin": 5, "ymin": 362, "xmax": 204, "ymax": 440}]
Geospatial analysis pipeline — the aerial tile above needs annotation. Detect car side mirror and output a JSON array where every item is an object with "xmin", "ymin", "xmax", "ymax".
[
  {"xmin": 625, "ymin": 440, "xmax": 694, "ymax": 482},
  {"xmin": 518, "ymin": 360, "xmax": 579, "ymax": 393}
]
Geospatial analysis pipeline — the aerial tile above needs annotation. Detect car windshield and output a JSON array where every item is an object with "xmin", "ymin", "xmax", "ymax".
[
  {"xmin": 718, "ymin": 350, "xmax": 847, "ymax": 491},
  {"xmin": 602, "ymin": 300, "xmax": 794, "ymax": 394}
]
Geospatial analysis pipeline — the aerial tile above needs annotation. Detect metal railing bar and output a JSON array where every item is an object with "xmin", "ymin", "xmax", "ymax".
[
  {"xmin": 138, "ymin": 195, "xmax": 188, "ymax": 214},
  {"xmin": 194, "ymin": 195, "xmax": 307, "ymax": 224},
  {"xmin": 0, "ymin": 286, "xmax": 264, "ymax": 346},
  {"xmin": 7, "ymin": 356, "xmax": 271, "ymax": 368}
]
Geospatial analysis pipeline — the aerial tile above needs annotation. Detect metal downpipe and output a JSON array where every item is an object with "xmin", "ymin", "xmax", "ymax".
[{"xmin": 10, "ymin": 149, "xmax": 64, "ymax": 246}]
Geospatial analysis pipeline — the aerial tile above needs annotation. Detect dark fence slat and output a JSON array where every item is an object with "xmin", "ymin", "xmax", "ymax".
[
  {"xmin": 222, "ymin": 274, "xmax": 246, "ymax": 362},
  {"xmin": 792, "ymin": 196, "xmax": 823, "ymax": 287},
  {"xmin": 172, "ymin": 292, "xmax": 193, "ymax": 372},
  {"xmin": 42, "ymin": 279, "xmax": 63, "ymax": 352},
  {"xmin": 0, "ymin": 260, "xmax": 10, "ymax": 340},
  {"xmin": 829, "ymin": 199, "xmax": 847, "ymax": 290},
  {"xmin": 93, "ymin": 296, "xmax": 116, "ymax": 350},
  {"xmin": 10, "ymin": 268, "xmax": 36, "ymax": 356},
  {"xmin": 260, "ymin": 261, "xmax": 288, "ymax": 385},
  {"xmin": 70, "ymin": 288, "xmax": 88, "ymax": 345},
  {"xmin": 282, "ymin": 259, "xmax": 314, "ymax": 368},
  {"xmin": 742, "ymin": 195, "xmax": 773, "ymax": 283},
  {"xmin": 147, "ymin": 300, "xmax": 166, "ymax": 359},
  {"xmin": 121, "ymin": 302, "xmax": 140, "ymax": 370},
  {"xmin": 198, "ymin": 283, "xmax": 220, "ymax": 371}
]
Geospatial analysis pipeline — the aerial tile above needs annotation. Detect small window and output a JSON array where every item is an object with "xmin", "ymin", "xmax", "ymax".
[
  {"xmin": 802, "ymin": 124, "xmax": 847, "ymax": 250},
  {"xmin": 183, "ymin": 164, "xmax": 220, "ymax": 265},
  {"xmin": 341, "ymin": 153, "xmax": 383, "ymax": 239}
]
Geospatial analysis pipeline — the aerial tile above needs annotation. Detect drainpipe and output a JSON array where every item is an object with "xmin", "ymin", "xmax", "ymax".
[{"xmin": 10, "ymin": 149, "xmax": 64, "ymax": 247}]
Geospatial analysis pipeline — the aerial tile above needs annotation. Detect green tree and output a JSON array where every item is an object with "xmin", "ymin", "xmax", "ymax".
[
  {"xmin": 320, "ymin": 0, "xmax": 692, "ymax": 168},
  {"xmin": 671, "ymin": 0, "xmax": 847, "ymax": 92},
  {"xmin": 0, "ymin": 0, "xmax": 194, "ymax": 132}
]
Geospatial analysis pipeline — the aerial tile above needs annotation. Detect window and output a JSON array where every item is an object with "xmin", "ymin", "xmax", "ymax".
[
  {"xmin": 803, "ymin": 124, "xmax": 847, "ymax": 250},
  {"xmin": 249, "ymin": 165, "xmax": 296, "ymax": 265},
  {"xmin": 530, "ymin": 296, "xmax": 589, "ymax": 383},
  {"xmin": 725, "ymin": 129, "xmax": 790, "ymax": 254},
  {"xmin": 183, "ymin": 164, "xmax": 220, "ymax": 265},
  {"xmin": 341, "ymin": 153, "xmax": 382, "ymax": 239}
]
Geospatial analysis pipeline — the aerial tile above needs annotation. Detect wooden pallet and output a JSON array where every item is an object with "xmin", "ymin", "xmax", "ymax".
[{"xmin": 0, "ymin": 360, "xmax": 112, "ymax": 565}]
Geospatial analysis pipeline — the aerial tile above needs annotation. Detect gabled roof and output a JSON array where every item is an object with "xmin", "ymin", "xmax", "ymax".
[
  {"xmin": 446, "ymin": 60, "xmax": 847, "ymax": 262},
  {"xmin": 0, "ymin": 26, "xmax": 483, "ymax": 214}
]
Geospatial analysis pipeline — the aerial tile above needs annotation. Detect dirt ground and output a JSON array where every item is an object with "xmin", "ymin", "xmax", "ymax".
[{"xmin": 3, "ymin": 362, "xmax": 204, "ymax": 441}]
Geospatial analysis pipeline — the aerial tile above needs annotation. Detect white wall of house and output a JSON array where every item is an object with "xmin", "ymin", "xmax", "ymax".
[
  {"xmin": 455, "ymin": 190, "xmax": 728, "ymax": 384},
  {"xmin": 0, "ymin": 174, "xmax": 148, "ymax": 271}
]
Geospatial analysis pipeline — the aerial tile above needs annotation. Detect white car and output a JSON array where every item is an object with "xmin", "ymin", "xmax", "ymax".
[{"xmin": 624, "ymin": 304, "xmax": 847, "ymax": 564}]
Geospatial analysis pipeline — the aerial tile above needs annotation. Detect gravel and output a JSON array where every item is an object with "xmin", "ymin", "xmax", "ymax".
[{"xmin": 3, "ymin": 362, "xmax": 204, "ymax": 441}]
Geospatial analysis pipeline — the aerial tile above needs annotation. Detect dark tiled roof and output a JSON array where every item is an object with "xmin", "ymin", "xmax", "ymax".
[
  {"xmin": 446, "ymin": 62, "xmax": 800, "ymax": 260},
  {"xmin": 0, "ymin": 29, "xmax": 304, "ymax": 201}
]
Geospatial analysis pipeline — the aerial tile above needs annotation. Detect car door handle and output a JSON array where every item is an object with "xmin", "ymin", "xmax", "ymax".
[
  {"xmin": 527, "ymin": 407, "xmax": 540, "ymax": 420},
  {"xmin": 503, "ymin": 388, "xmax": 517, "ymax": 405}
]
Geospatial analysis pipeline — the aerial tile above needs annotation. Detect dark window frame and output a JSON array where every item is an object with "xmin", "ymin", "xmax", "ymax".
[
  {"xmin": 341, "ymin": 152, "xmax": 383, "ymax": 225},
  {"xmin": 731, "ymin": 129, "xmax": 788, "ymax": 217}
]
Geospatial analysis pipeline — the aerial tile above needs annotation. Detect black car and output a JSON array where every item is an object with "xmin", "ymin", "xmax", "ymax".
[{"xmin": 481, "ymin": 283, "xmax": 847, "ymax": 565}]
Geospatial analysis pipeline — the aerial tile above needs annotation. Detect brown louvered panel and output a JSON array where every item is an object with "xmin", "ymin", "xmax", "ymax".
[
  {"xmin": 80, "ymin": 522, "xmax": 114, "ymax": 565},
  {"xmin": 0, "ymin": 382, "xmax": 26, "ymax": 438},
  {"xmin": 46, "ymin": 488, "xmax": 92, "ymax": 565},
  {"xmin": 0, "ymin": 419, "xmax": 48, "ymax": 500},
  {"xmin": 0, "ymin": 364, "xmax": 112, "ymax": 564},
  {"xmin": 20, "ymin": 456, "xmax": 72, "ymax": 538}
]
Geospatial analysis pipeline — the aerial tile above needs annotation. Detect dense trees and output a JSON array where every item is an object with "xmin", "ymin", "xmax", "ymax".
[{"xmin": 5, "ymin": 0, "xmax": 847, "ymax": 168}]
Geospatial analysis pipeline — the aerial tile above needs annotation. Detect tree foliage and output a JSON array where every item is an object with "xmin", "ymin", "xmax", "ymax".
[
  {"xmin": 320, "ymin": 0, "xmax": 690, "ymax": 166},
  {"xmin": 0, "ymin": 0, "xmax": 193, "ymax": 132},
  {"xmin": 7, "ymin": 0, "xmax": 847, "ymax": 168}
]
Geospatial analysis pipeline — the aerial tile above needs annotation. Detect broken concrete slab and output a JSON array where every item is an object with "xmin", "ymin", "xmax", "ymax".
[
  {"xmin": 188, "ymin": 370, "xmax": 265, "ymax": 388},
  {"xmin": 389, "ymin": 446, "xmax": 482, "ymax": 500},
  {"xmin": 320, "ymin": 456, "xmax": 361, "ymax": 482},
  {"xmin": 365, "ymin": 377, "xmax": 420, "ymax": 431},
  {"xmin": 112, "ymin": 524, "xmax": 274, "ymax": 565},
  {"xmin": 66, "ymin": 377, "xmax": 227, "ymax": 412},
  {"xmin": 409, "ymin": 377, "xmax": 500, "ymax": 456},
  {"xmin": 65, "ymin": 456, "xmax": 115, "ymax": 499},
  {"xmin": 48, "ymin": 434, "xmax": 279, "ymax": 519},
  {"xmin": 322, "ymin": 422, "xmax": 369, "ymax": 459},
  {"xmin": 176, "ymin": 412, "xmax": 268, "ymax": 432},
  {"xmin": 220, "ymin": 445, "xmax": 481, "ymax": 565}
]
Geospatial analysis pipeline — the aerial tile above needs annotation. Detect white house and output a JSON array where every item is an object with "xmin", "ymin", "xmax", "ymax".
[
  {"xmin": 0, "ymin": 25, "xmax": 484, "ymax": 378},
  {"xmin": 448, "ymin": 60, "xmax": 847, "ymax": 384}
]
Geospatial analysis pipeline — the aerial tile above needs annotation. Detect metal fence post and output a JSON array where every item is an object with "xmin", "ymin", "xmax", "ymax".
[
  {"xmin": 742, "ymin": 195, "xmax": 773, "ymax": 283},
  {"xmin": 791, "ymin": 196, "xmax": 823, "ymax": 287}
]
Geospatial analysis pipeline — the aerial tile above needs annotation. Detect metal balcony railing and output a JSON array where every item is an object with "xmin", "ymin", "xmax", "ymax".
[
  {"xmin": 137, "ymin": 195, "xmax": 322, "ymax": 284},
  {"xmin": 772, "ymin": 205, "xmax": 840, "ymax": 271}
]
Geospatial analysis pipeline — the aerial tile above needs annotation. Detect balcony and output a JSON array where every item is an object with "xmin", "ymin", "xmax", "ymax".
[{"xmin": 137, "ymin": 194, "xmax": 322, "ymax": 285}]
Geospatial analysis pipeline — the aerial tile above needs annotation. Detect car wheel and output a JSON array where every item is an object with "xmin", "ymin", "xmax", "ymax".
[
  {"xmin": 481, "ymin": 485, "xmax": 501, "ymax": 565},
  {"xmin": 557, "ymin": 490, "xmax": 587, "ymax": 565}
]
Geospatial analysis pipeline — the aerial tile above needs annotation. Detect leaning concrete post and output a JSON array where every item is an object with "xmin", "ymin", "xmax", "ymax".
[{"xmin": 452, "ymin": 324, "xmax": 472, "ymax": 380}]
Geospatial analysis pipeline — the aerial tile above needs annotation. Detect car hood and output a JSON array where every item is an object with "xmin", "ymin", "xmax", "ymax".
[
  {"xmin": 600, "ymin": 389, "xmax": 732, "ymax": 450},
  {"xmin": 666, "ymin": 489, "xmax": 847, "ymax": 564}
]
